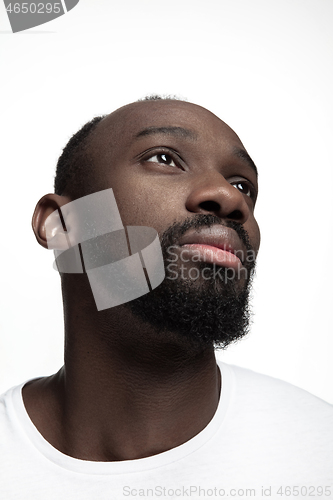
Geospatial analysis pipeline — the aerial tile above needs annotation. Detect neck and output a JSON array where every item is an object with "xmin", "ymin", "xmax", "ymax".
[{"xmin": 23, "ymin": 276, "xmax": 221, "ymax": 461}]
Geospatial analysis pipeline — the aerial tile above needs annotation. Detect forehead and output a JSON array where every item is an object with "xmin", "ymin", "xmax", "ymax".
[{"xmin": 92, "ymin": 100, "xmax": 244, "ymax": 152}]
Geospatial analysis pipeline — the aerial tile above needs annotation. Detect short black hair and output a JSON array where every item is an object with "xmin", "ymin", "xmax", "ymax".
[
  {"xmin": 137, "ymin": 93, "xmax": 186, "ymax": 102},
  {"xmin": 54, "ymin": 95, "xmax": 186, "ymax": 198},
  {"xmin": 54, "ymin": 115, "xmax": 105, "ymax": 198}
]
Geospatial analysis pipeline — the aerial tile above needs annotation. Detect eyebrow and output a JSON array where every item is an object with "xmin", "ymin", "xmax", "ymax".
[
  {"xmin": 134, "ymin": 127, "xmax": 258, "ymax": 178},
  {"xmin": 233, "ymin": 147, "xmax": 258, "ymax": 179},
  {"xmin": 135, "ymin": 126, "xmax": 197, "ymax": 141}
]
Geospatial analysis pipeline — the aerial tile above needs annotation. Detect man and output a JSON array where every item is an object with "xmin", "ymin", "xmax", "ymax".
[{"xmin": 1, "ymin": 97, "xmax": 332, "ymax": 499}]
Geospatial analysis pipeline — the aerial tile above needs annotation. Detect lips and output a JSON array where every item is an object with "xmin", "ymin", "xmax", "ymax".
[{"xmin": 177, "ymin": 225, "xmax": 247, "ymax": 268}]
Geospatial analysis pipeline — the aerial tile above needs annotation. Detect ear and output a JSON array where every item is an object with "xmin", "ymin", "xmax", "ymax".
[{"xmin": 32, "ymin": 193, "xmax": 72, "ymax": 250}]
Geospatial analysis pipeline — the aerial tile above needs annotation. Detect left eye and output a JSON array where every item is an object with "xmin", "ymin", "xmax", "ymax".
[
  {"xmin": 232, "ymin": 181, "xmax": 253, "ymax": 198},
  {"xmin": 146, "ymin": 153, "xmax": 178, "ymax": 168}
]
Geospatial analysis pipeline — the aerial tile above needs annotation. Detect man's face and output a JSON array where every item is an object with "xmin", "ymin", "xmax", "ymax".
[{"xmin": 88, "ymin": 100, "xmax": 260, "ymax": 348}]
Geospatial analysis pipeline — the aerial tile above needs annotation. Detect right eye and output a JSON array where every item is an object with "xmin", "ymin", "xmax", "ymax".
[{"xmin": 145, "ymin": 153, "xmax": 179, "ymax": 168}]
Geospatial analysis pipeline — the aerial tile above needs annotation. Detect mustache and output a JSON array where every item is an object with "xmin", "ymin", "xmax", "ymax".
[{"xmin": 160, "ymin": 214, "xmax": 253, "ymax": 253}]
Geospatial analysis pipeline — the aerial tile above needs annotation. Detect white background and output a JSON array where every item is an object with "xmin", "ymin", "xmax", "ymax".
[{"xmin": 0, "ymin": 0, "xmax": 332, "ymax": 402}]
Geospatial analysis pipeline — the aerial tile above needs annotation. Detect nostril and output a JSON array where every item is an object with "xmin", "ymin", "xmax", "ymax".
[
  {"xmin": 228, "ymin": 209, "xmax": 243, "ymax": 221},
  {"xmin": 199, "ymin": 200, "xmax": 220, "ymax": 212},
  {"xmin": 197, "ymin": 202, "xmax": 244, "ymax": 222}
]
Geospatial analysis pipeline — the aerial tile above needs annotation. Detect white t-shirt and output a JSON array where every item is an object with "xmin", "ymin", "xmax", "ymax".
[{"xmin": 1, "ymin": 362, "xmax": 332, "ymax": 500}]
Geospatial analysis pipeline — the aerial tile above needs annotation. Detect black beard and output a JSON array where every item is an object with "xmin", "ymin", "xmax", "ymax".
[{"xmin": 125, "ymin": 215, "xmax": 256, "ymax": 350}]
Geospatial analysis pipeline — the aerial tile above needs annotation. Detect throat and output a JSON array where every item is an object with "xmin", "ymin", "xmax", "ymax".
[{"xmin": 22, "ymin": 353, "xmax": 221, "ymax": 462}]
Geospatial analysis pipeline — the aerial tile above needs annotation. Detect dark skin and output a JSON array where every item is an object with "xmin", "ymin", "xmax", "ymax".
[{"xmin": 27, "ymin": 100, "xmax": 260, "ymax": 461}]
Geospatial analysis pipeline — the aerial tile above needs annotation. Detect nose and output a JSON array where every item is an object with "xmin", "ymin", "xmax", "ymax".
[{"xmin": 185, "ymin": 171, "xmax": 251, "ymax": 225}]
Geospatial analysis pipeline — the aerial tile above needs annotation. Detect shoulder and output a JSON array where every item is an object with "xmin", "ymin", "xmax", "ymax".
[
  {"xmin": 215, "ymin": 363, "xmax": 333, "ymax": 483},
  {"xmin": 0, "ymin": 383, "xmax": 24, "ymax": 452},
  {"xmin": 228, "ymin": 362, "xmax": 331, "ymax": 402},
  {"xmin": 220, "ymin": 361, "xmax": 333, "ymax": 430},
  {"xmin": 220, "ymin": 363, "xmax": 333, "ymax": 442},
  {"xmin": 0, "ymin": 379, "xmax": 39, "ymax": 437},
  {"xmin": 0, "ymin": 382, "xmax": 26, "ymax": 420}
]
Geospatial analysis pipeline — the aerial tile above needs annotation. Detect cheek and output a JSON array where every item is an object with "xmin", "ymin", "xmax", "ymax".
[
  {"xmin": 108, "ymin": 175, "xmax": 184, "ymax": 231},
  {"xmin": 247, "ymin": 217, "xmax": 261, "ymax": 254}
]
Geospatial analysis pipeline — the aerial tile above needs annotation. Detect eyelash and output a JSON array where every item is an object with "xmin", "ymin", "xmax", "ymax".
[
  {"xmin": 231, "ymin": 181, "xmax": 257, "ymax": 201},
  {"xmin": 141, "ymin": 149, "xmax": 183, "ymax": 169}
]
